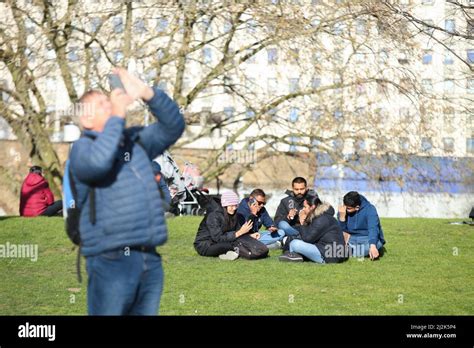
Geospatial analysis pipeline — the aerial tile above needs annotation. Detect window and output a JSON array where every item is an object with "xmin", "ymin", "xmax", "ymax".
[
  {"xmin": 443, "ymin": 138, "xmax": 454, "ymax": 152},
  {"xmin": 67, "ymin": 47, "xmax": 78, "ymax": 62},
  {"xmin": 90, "ymin": 17, "xmax": 101, "ymax": 33},
  {"xmin": 25, "ymin": 18, "xmax": 35, "ymax": 34},
  {"xmin": 224, "ymin": 107, "xmax": 234, "ymax": 120},
  {"xmin": 289, "ymin": 108, "xmax": 299, "ymax": 122},
  {"xmin": 268, "ymin": 78, "xmax": 278, "ymax": 94},
  {"xmin": 289, "ymin": 78, "xmax": 299, "ymax": 93},
  {"xmin": 378, "ymin": 49, "xmax": 389, "ymax": 64},
  {"xmin": 223, "ymin": 20, "xmax": 232, "ymax": 33},
  {"xmin": 245, "ymin": 109, "xmax": 255, "ymax": 119},
  {"xmin": 156, "ymin": 48, "xmax": 165, "ymax": 60},
  {"xmin": 467, "ymin": 49, "xmax": 474, "ymax": 64},
  {"xmin": 444, "ymin": 49, "xmax": 454, "ymax": 65},
  {"xmin": 289, "ymin": 136, "xmax": 298, "ymax": 153},
  {"xmin": 355, "ymin": 52, "xmax": 365, "ymax": 63},
  {"xmin": 422, "ymin": 79, "xmax": 433, "ymax": 92},
  {"xmin": 311, "ymin": 77, "xmax": 321, "ymax": 89},
  {"xmin": 113, "ymin": 50, "xmax": 124, "ymax": 63},
  {"xmin": 203, "ymin": 47, "xmax": 212, "ymax": 64},
  {"xmin": 466, "ymin": 138, "xmax": 474, "ymax": 154},
  {"xmin": 333, "ymin": 139, "xmax": 344, "ymax": 151},
  {"xmin": 247, "ymin": 19, "xmax": 257, "ymax": 34},
  {"xmin": 399, "ymin": 107, "xmax": 410, "ymax": 120},
  {"xmin": 355, "ymin": 20, "xmax": 366, "ymax": 35},
  {"xmin": 134, "ymin": 19, "xmax": 147, "ymax": 33},
  {"xmin": 333, "ymin": 22, "xmax": 344, "ymax": 35},
  {"xmin": 267, "ymin": 48, "xmax": 278, "ymax": 64},
  {"xmin": 422, "ymin": 50, "xmax": 433, "ymax": 64},
  {"xmin": 201, "ymin": 17, "xmax": 212, "ymax": 34},
  {"xmin": 144, "ymin": 69, "xmax": 157, "ymax": 84},
  {"xmin": 445, "ymin": 19, "xmax": 455, "ymax": 33},
  {"xmin": 113, "ymin": 17, "xmax": 124, "ymax": 33},
  {"xmin": 421, "ymin": 137, "xmax": 432, "ymax": 152},
  {"xmin": 423, "ymin": 19, "xmax": 434, "ymax": 34},
  {"xmin": 398, "ymin": 50, "xmax": 409, "ymax": 64},
  {"xmin": 156, "ymin": 18, "xmax": 168, "ymax": 33},
  {"xmin": 355, "ymin": 139, "xmax": 366, "ymax": 152},
  {"xmin": 467, "ymin": 79, "xmax": 474, "ymax": 94},
  {"xmin": 91, "ymin": 47, "xmax": 101, "ymax": 62},
  {"xmin": 223, "ymin": 76, "xmax": 232, "ymax": 93},
  {"xmin": 334, "ymin": 109, "xmax": 343, "ymax": 120},
  {"xmin": 444, "ymin": 79, "xmax": 454, "ymax": 94},
  {"xmin": 333, "ymin": 77, "xmax": 342, "ymax": 95},
  {"xmin": 313, "ymin": 51, "xmax": 322, "ymax": 63},
  {"xmin": 399, "ymin": 137, "xmax": 410, "ymax": 152},
  {"xmin": 267, "ymin": 108, "xmax": 277, "ymax": 120},
  {"xmin": 311, "ymin": 109, "xmax": 322, "ymax": 121}
]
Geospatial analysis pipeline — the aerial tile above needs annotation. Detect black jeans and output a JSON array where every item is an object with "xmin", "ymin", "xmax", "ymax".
[
  {"xmin": 41, "ymin": 200, "xmax": 63, "ymax": 217},
  {"xmin": 195, "ymin": 242, "xmax": 235, "ymax": 257}
]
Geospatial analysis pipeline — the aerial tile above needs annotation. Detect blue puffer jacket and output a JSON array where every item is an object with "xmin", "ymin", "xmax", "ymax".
[
  {"xmin": 337, "ymin": 195, "xmax": 386, "ymax": 246},
  {"xmin": 70, "ymin": 88, "xmax": 185, "ymax": 257}
]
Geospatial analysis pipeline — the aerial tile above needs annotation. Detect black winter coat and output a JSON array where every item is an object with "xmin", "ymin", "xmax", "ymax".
[{"xmin": 296, "ymin": 202, "xmax": 348, "ymax": 263}]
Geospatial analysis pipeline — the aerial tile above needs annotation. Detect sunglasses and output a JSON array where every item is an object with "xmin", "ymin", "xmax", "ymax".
[{"xmin": 256, "ymin": 200, "xmax": 266, "ymax": 206}]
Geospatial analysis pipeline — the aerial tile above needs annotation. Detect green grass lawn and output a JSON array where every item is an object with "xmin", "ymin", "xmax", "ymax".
[{"xmin": 0, "ymin": 216, "xmax": 473, "ymax": 315}]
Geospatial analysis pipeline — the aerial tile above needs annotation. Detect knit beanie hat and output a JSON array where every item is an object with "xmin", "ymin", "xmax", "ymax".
[{"xmin": 220, "ymin": 191, "xmax": 240, "ymax": 207}]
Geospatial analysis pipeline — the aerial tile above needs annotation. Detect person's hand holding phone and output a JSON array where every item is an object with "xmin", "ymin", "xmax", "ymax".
[
  {"xmin": 113, "ymin": 67, "xmax": 154, "ymax": 101},
  {"xmin": 110, "ymin": 88, "xmax": 133, "ymax": 119},
  {"xmin": 249, "ymin": 199, "xmax": 260, "ymax": 216}
]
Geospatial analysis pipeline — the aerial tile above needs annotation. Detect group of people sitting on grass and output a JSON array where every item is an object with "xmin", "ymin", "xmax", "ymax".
[{"xmin": 194, "ymin": 177, "xmax": 386, "ymax": 263}]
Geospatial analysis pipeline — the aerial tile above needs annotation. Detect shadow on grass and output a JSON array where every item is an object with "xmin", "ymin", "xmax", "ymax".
[{"xmin": 0, "ymin": 216, "xmax": 20, "ymax": 221}]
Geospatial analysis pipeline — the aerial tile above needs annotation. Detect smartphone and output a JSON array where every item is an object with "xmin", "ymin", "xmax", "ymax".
[
  {"xmin": 249, "ymin": 197, "xmax": 256, "ymax": 205},
  {"xmin": 108, "ymin": 74, "xmax": 125, "ymax": 91}
]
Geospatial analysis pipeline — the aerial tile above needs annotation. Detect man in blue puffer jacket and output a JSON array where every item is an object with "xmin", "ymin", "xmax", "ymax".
[
  {"xmin": 70, "ymin": 68, "xmax": 185, "ymax": 315},
  {"xmin": 337, "ymin": 191, "xmax": 386, "ymax": 260}
]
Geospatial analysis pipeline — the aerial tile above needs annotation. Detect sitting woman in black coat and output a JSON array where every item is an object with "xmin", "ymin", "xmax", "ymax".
[
  {"xmin": 194, "ymin": 191, "xmax": 259, "ymax": 260},
  {"xmin": 279, "ymin": 196, "xmax": 348, "ymax": 264}
]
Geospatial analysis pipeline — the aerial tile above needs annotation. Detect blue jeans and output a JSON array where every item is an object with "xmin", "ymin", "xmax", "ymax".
[
  {"xmin": 258, "ymin": 229, "xmax": 285, "ymax": 245},
  {"xmin": 277, "ymin": 221, "xmax": 301, "ymax": 237},
  {"xmin": 86, "ymin": 249, "xmax": 163, "ymax": 315},
  {"xmin": 289, "ymin": 239, "xmax": 325, "ymax": 264},
  {"xmin": 348, "ymin": 236, "xmax": 384, "ymax": 257}
]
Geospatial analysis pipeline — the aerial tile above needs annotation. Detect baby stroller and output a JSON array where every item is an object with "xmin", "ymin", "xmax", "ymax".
[{"xmin": 153, "ymin": 151, "xmax": 217, "ymax": 216}]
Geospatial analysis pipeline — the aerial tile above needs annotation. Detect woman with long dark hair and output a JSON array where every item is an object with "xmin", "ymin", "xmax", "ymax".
[
  {"xmin": 279, "ymin": 196, "xmax": 348, "ymax": 264},
  {"xmin": 194, "ymin": 191, "xmax": 256, "ymax": 260}
]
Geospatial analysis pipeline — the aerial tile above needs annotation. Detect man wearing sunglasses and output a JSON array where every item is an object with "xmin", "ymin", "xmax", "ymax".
[{"xmin": 237, "ymin": 188, "xmax": 284, "ymax": 249}]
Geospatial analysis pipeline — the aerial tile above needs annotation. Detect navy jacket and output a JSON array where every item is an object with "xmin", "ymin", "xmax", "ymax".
[
  {"xmin": 237, "ymin": 197, "xmax": 275, "ymax": 233},
  {"xmin": 337, "ymin": 195, "xmax": 386, "ymax": 246},
  {"xmin": 70, "ymin": 88, "xmax": 185, "ymax": 256}
]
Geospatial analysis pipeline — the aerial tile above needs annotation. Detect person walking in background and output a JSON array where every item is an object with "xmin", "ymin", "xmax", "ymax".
[
  {"xmin": 152, "ymin": 161, "xmax": 171, "ymax": 209},
  {"xmin": 19, "ymin": 166, "xmax": 62, "ymax": 217},
  {"xmin": 70, "ymin": 68, "xmax": 185, "ymax": 315},
  {"xmin": 337, "ymin": 191, "xmax": 386, "ymax": 260}
]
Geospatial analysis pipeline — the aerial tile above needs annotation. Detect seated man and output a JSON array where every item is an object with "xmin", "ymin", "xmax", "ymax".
[
  {"xmin": 274, "ymin": 176, "xmax": 317, "ymax": 231},
  {"xmin": 337, "ymin": 191, "xmax": 386, "ymax": 260},
  {"xmin": 237, "ymin": 188, "xmax": 283, "ymax": 249},
  {"xmin": 19, "ymin": 166, "xmax": 63, "ymax": 217}
]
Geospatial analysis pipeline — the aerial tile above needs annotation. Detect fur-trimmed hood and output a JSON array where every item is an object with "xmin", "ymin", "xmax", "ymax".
[{"xmin": 309, "ymin": 201, "xmax": 335, "ymax": 221}]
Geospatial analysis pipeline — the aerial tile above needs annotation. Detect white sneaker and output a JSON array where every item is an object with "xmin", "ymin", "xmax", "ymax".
[
  {"xmin": 219, "ymin": 250, "xmax": 239, "ymax": 260},
  {"xmin": 267, "ymin": 241, "xmax": 282, "ymax": 250}
]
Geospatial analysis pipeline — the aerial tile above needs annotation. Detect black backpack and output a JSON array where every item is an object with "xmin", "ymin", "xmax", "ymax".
[{"xmin": 234, "ymin": 234, "xmax": 269, "ymax": 260}]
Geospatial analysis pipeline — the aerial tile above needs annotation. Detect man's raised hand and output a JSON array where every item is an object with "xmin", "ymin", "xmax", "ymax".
[{"xmin": 114, "ymin": 67, "xmax": 154, "ymax": 102}]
